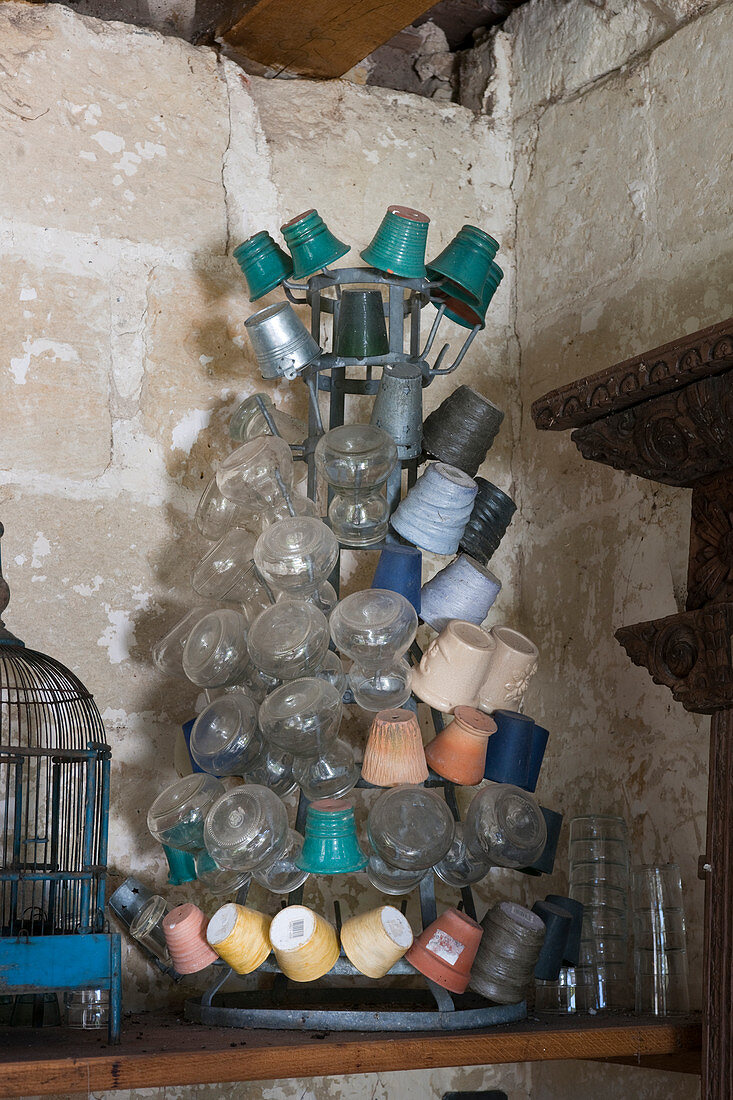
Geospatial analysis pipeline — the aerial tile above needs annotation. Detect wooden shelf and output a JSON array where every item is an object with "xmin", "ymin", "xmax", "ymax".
[{"xmin": 0, "ymin": 1013, "xmax": 701, "ymax": 1095}]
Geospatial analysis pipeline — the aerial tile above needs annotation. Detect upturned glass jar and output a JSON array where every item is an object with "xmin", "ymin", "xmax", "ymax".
[
  {"xmin": 367, "ymin": 786, "xmax": 455, "ymax": 871},
  {"xmin": 189, "ymin": 691, "xmax": 263, "ymax": 776},
  {"xmin": 315, "ymin": 425, "xmax": 397, "ymax": 546},
  {"xmin": 254, "ymin": 517, "xmax": 338, "ymax": 614},
  {"xmin": 181, "ymin": 609, "xmax": 250, "ymax": 688},
  {"xmin": 246, "ymin": 599, "xmax": 330, "ymax": 681},
  {"xmin": 464, "ymin": 783, "xmax": 547, "ymax": 869},
  {"xmin": 329, "ymin": 590, "xmax": 417, "ymax": 710},
  {"xmin": 258, "ymin": 677, "xmax": 342, "ymax": 758},
  {"xmin": 230, "ymin": 392, "xmax": 306, "ymax": 447},
  {"xmin": 203, "ymin": 784, "xmax": 288, "ymax": 873},
  {"xmin": 217, "ymin": 436, "xmax": 294, "ymax": 514},
  {"xmin": 147, "ymin": 774, "xmax": 225, "ymax": 853}
]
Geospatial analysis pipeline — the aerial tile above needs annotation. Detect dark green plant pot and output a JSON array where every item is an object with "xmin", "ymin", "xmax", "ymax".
[{"xmin": 334, "ymin": 289, "xmax": 389, "ymax": 357}]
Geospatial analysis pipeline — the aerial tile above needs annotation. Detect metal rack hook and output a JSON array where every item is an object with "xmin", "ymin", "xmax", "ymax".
[{"xmin": 425, "ymin": 325, "xmax": 481, "ymax": 378}]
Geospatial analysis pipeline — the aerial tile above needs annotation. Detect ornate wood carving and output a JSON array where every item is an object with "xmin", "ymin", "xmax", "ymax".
[
  {"xmin": 570, "ymin": 372, "xmax": 733, "ymax": 487},
  {"xmin": 615, "ymin": 605, "xmax": 733, "ymax": 714},
  {"xmin": 688, "ymin": 473, "xmax": 733, "ymax": 611},
  {"xmin": 531, "ymin": 317, "xmax": 733, "ymax": 432}
]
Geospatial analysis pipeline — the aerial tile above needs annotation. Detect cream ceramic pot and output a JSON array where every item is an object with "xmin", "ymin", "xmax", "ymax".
[
  {"xmin": 477, "ymin": 626, "xmax": 539, "ymax": 714},
  {"xmin": 410, "ymin": 620, "xmax": 494, "ymax": 712}
]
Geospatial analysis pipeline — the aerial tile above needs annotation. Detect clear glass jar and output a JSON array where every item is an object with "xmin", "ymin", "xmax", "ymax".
[
  {"xmin": 191, "ymin": 531, "xmax": 273, "ymax": 620},
  {"xmin": 464, "ymin": 783, "xmax": 547, "ymax": 869},
  {"xmin": 315, "ymin": 425, "xmax": 397, "ymax": 546},
  {"xmin": 152, "ymin": 606, "xmax": 214, "ymax": 680},
  {"xmin": 217, "ymin": 436, "xmax": 294, "ymax": 512},
  {"xmin": 129, "ymin": 894, "xmax": 171, "ymax": 963},
  {"xmin": 258, "ymin": 677, "xmax": 342, "ymax": 758},
  {"xmin": 243, "ymin": 746, "xmax": 297, "ymax": 798},
  {"xmin": 64, "ymin": 990, "xmax": 109, "ymax": 1030},
  {"xmin": 182, "ymin": 609, "xmax": 250, "ymax": 688},
  {"xmin": 254, "ymin": 517, "xmax": 338, "ymax": 611},
  {"xmin": 246, "ymin": 599, "xmax": 330, "ymax": 681},
  {"xmin": 366, "ymin": 852, "xmax": 429, "ymax": 895},
  {"xmin": 252, "ymin": 828, "xmax": 310, "ymax": 894},
  {"xmin": 189, "ymin": 691, "xmax": 263, "ymax": 776},
  {"xmin": 194, "ymin": 850, "xmax": 252, "ymax": 897},
  {"xmin": 432, "ymin": 821, "xmax": 492, "ymax": 887},
  {"xmin": 230, "ymin": 392, "xmax": 306, "ymax": 447},
  {"xmin": 147, "ymin": 773, "xmax": 225, "ymax": 853},
  {"xmin": 329, "ymin": 590, "xmax": 417, "ymax": 710},
  {"xmin": 367, "ymin": 786, "xmax": 455, "ymax": 871},
  {"xmin": 195, "ymin": 475, "xmax": 263, "ymax": 542},
  {"xmin": 293, "ymin": 738, "xmax": 359, "ymax": 801},
  {"xmin": 203, "ymin": 783, "xmax": 288, "ymax": 872}
]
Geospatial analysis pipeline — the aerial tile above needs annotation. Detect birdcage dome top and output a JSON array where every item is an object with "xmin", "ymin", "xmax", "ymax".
[{"xmin": 0, "ymin": 523, "xmax": 107, "ymax": 752}]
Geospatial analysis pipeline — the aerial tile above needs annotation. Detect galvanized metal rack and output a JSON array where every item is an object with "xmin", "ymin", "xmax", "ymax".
[{"xmin": 188, "ymin": 269, "xmax": 526, "ymax": 1031}]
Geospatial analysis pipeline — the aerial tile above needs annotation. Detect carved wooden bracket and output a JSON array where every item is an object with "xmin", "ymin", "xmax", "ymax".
[
  {"xmin": 616, "ymin": 605, "xmax": 733, "ymax": 715},
  {"xmin": 688, "ymin": 473, "xmax": 733, "ymax": 611}
]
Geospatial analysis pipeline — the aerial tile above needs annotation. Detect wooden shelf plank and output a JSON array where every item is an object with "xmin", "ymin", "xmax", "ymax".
[{"xmin": 0, "ymin": 1013, "xmax": 701, "ymax": 1096}]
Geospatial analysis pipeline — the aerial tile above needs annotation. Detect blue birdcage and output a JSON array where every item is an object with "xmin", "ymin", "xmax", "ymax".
[{"xmin": 0, "ymin": 522, "xmax": 121, "ymax": 1040}]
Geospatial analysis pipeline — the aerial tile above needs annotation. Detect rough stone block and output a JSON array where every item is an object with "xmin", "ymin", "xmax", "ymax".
[
  {"xmin": 0, "ymin": 254, "xmax": 112, "ymax": 478},
  {"xmin": 516, "ymin": 66, "xmax": 650, "ymax": 319},
  {"xmin": 648, "ymin": 4, "xmax": 733, "ymax": 255},
  {"xmin": 0, "ymin": 3, "xmax": 228, "ymax": 250}
]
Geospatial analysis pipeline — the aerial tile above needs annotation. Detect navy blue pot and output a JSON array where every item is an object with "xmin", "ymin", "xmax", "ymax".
[
  {"xmin": 371, "ymin": 543, "xmax": 422, "ymax": 615},
  {"xmin": 532, "ymin": 900, "xmax": 573, "ymax": 981},
  {"xmin": 526, "ymin": 722, "xmax": 549, "ymax": 793},
  {"xmin": 484, "ymin": 709, "xmax": 534, "ymax": 786},
  {"xmin": 518, "ymin": 806, "xmax": 563, "ymax": 876},
  {"xmin": 544, "ymin": 894, "xmax": 584, "ymax": 966}
]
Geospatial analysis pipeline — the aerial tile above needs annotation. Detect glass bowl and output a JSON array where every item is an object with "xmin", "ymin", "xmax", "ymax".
[
  {"xmin": 464, "ymin": 783, "xmax": 547, "ymax": 868},
  {"xmin": 258, "ymin": 677, "xmax": 343, "ymax": 758},
  {"xmin": 367, "ymin": 786, "xmax": 455, "ymax": 871},
  {"xmin": 329, "ymin": 590, "xmax": 417, "ymax": 669},
  {"xmin": 182, "ymin": 609, "xmax": 250, "ymax": 687},
  {"xmin": 246, "ymin": 599, "xmax": 329, "ymax": 681},
  {"xmin": 254, "ymin": 516, "xmax": 338, "ymax": 598},
  {"xmin": 147, "ymin": 774, "xmax": 225, "ymax": 853},
  {"xmin": 217, "ymin": 436, "xmax": 294, "ymax": 510},
  {"xmin": 203, "ymin": 783, "xmax": 289, "ymax": 872},
  {"xmin": 189, "ymin": 691, "xmax": 262, "ymax": 776}
]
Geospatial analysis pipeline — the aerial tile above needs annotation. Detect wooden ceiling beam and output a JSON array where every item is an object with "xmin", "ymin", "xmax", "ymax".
[{"xmin": 219, "ymin": 0, "xmax": 443, "ymax": 78}]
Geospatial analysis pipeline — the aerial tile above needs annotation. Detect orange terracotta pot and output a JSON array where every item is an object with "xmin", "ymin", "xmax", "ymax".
[
  {"xmin": 163, "ymin": 902, "xmax": 219, "ymax": 974},
  {"xmin": 361, "ymin": 708, "xmax": 428, "ymax": 787},
  {"xmin": 425, "ymin": 706, "xmax": 497, "ymax": 786},
  {"xmin": 405, "ymin": 906, "xmax": 483, "ymax": 993}
]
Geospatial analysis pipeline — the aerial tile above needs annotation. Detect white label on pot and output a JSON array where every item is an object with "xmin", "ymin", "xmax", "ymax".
[{"xmin": 426, "ymin": 930, "xmax": 465, "ymax": 966}]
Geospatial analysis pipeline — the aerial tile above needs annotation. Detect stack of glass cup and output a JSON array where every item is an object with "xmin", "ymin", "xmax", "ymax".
[
  {"xmin": 631, "ymin": 863, "xmax": 689, "ymax": 1015},
  {"xmin": 569, "ymin": 814, "xmax": 630, "ymax": 1012}
]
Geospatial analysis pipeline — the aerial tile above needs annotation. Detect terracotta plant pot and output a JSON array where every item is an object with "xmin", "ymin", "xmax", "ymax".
[
  {"xmin": 162, "ymin": 903, "xmax": 218, "ymax": 974},
  {"xmin": 405, "ymin": 907, "xmax": 483, "ymax": 993},
  {"xmin": 361, "ymin": 708, "xmax": 428, "ymax": 786},
  {"xmin": 425, "ymin": 706, "xmax": 497, "ymax": 786}
]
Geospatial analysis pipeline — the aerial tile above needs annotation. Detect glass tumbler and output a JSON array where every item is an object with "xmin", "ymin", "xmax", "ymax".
[
  {"xmin": 246, "ymin": 599, "xmax": 330, "ymax": 681},
  {"xmin": 632, "ymin": 863, "xmax": 689, "ymax": 1015},
  {"xmin": 129, "ymin": 895, "xmax": 172, "ymax": 964},
  {"xmin": 464, "ymin": 783, "xmax": 547, "ymax": 869},
  {"xmin": 147, "ymin": 773, "xmax": 225, "ymax": 853},
  {"xmin": 189, "ymin": 691, "xmax": 263, "ymax": 776},
  {"xmin": 203, "ymin": 783, "xmax": 289, "ymax": 873},
  {"xmin": 569, "ymin": 814, "xmax": 630, "ymax": 1013},
  {"xmin": 329, "ymin": 589, "xmax": 418, "ymax": 710},
  {"xmin": 254, "ymin": 516, "xmax": 339, "ymax": 613},
  {"xmin": 182, "ymin": 609, "xmax": 250, "ymax": 688},
  {"xmin": 315, "ymin": 425, "xmax": 398, "ymax": 546},
  {"xmin": 367, "ymin": 786, "xmax": 455, "ymax": 871}
]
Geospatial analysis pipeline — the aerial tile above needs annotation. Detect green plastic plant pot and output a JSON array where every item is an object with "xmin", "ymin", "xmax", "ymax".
[
  {"xmin": 163, "ymin": 844, "xmax": 198, "ymax": 886},
  {"xmin": 426, "ymin": 225, "xmax": 499, "ymax": 305},
  {"xmin": 434, "ymin": 261, "xmax": 504, "ymax": 330},
  {"xmin": 233, "ymin": 231, "xmax": 294, "ymax": 301},
  {"xmin": 281, "ymin": 209, "xmax": 350, "ymax": 280},
  {"xmin": 295, "ymin": 798, "xmax": 368, "ymax": 874},
  {"xmin": 360, "ymin": 205, "xmax": 430, "ymax": 279}
]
